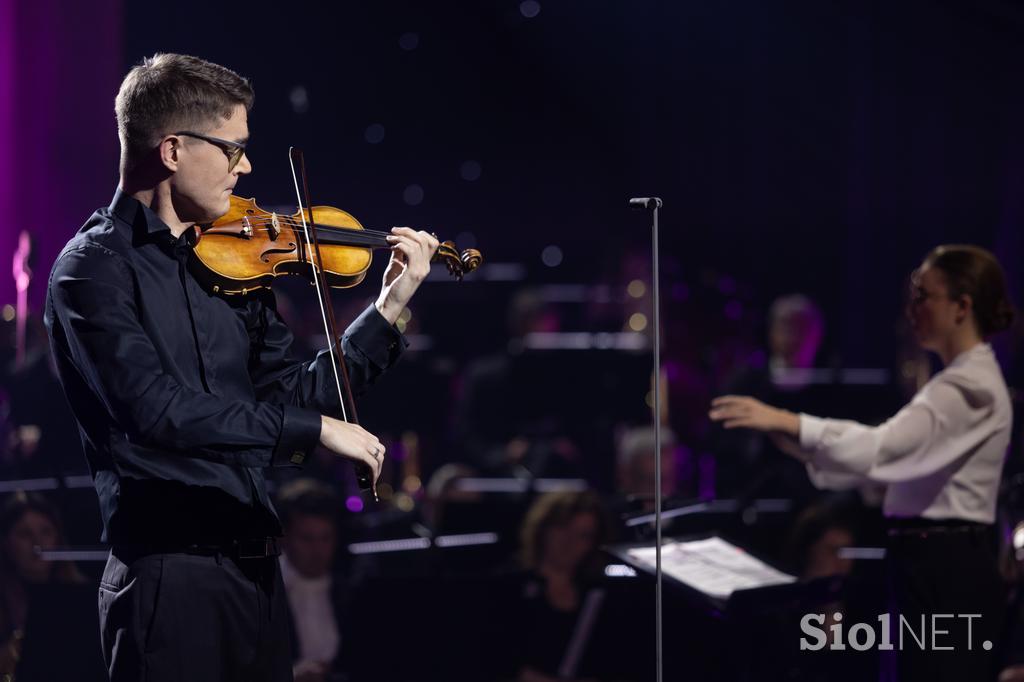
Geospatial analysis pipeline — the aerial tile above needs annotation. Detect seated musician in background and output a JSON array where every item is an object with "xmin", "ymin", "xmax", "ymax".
[
  {"xmin": 614, "ymin": 425, "xmax": 679, "ymax": 514},
  {"xmin": 785, "ymin": 497, "xmax": 859, "ymax": 580},
  {"xmin": 509, "ymin": 491, "xmax": 613, "ymax": 682},
  {"xmin": 277, "ymin": 479, "xmax": 348, "ymax": 682},
  {"xmin": 453, "ymin": 288, "xmax": 584, "ymax": 479},
  {"xmin": 0, "ymin": 491, "xmax": 84, "ymax": 676},
  {"xmin": 711, "ymin": 293, "xmax": 826, "ymax": 504},
  {"xmin": 44, "ymin": 53, "xmax": 439, "ymax": 680}
]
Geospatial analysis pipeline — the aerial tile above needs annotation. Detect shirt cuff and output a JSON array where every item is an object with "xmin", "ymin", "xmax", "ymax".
[
  {"xmin": 272, "ymin": 405, "xmax": 322, "ymax": 467},
  {"xmin": 798, "ymin": 413, "xmax": 827, "ymax": 452},
  {"xmin": 343, "ymin": 304, "xmax": 408, "ymax": 369}
]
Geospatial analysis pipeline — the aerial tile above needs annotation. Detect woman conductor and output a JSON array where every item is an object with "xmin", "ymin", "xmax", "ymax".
[{"xmin": 710, "ymin": 244, "xmax": 1016, "ymax": 681}]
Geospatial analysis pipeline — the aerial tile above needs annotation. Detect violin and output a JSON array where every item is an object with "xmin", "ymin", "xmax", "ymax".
[
  {"xmin": 192, "ymin": 195, "xmax": 482, "ymax": 295},
  {"xmin": 193, "ymin": 149, "xmax": 481, "ymax": 500}
]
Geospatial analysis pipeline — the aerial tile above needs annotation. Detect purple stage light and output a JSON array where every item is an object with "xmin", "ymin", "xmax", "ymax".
[
  {"xmin": 0, "ymin": 0, "xmax": 122, "ymax": 311},
  {"xmin": 541, "ymin": 245, "xmax": 563, "ymax": 267},
  {"xmin": 364, "ymin": 123, "xmax": 386, "ymax": 144},
  {"xmin": 519, "ymin": 1, "xmax": 541, "ymax": 19},
  {"xmin": 289, "ymin": 85, "xmax": 310, "ymax": 114},
  {"xmin": 399, "ymin": 32, "xmax": 419, "ymax": 51},
  {"xmin": 460, "ymin": 160, "xmax": 482, "ymax": 181},
  {"xmin": 403, "ymin": 184, "xmax": 425, "ymax": 206}
]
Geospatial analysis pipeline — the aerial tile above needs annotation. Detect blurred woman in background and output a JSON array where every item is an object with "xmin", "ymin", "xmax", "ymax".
[{"xmin": 513, "ymin": 491, "xmax": 612, "ymax": 682}]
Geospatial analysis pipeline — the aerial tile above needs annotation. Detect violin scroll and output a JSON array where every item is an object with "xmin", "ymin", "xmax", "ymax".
[{"xmin": 432, "ymin": 239, "xmax": 483, "ymax": 281}]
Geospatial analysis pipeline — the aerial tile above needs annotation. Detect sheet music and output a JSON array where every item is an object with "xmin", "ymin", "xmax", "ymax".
[{"xmin": 627, "ymin": 536, "xmax": 795, "ymax": 600}]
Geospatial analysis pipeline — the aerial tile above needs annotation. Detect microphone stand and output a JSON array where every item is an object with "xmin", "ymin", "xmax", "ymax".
[{"xmin": 630, "ymin": 196, "xmax": 663, "ymax": 682}]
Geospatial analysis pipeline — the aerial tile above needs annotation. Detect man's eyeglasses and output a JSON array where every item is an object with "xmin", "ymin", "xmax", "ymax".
[{"xmin": 174, "ymin": 131, "xmax": 247, "ymax": 171}]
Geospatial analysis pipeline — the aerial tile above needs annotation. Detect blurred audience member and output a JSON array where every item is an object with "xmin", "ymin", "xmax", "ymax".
[
  {"xmin": 0, "ymin": 328, "xmax": 83, "ymax": 478},
  {"xmin": 0, "ymin": 491, "xmax": 84, "ymax": 675},
  {"xmin": 453, "ymin": 288, "xmax": 584, "ymax": 479},
  {"xmin": 278, "ymin": 479, "xmax": 346, "ymax": 682},
  {"xmin": 422, "ymin": 463, "xmax": 481, "ymax": 533},
  {"xmin": 997, "ymin": 507, "xmax": 1024, "ymax": 681},
  {"xmin": 1, "ymin": 236, "xmax": 83, "ymax": 478},
  {"xmin": 510, "ymin": 491, "xmax": 612, "ymax": 682},
  {"xmin": 767, "ymin": 294, "xmax": 824, "ymax": 383},
  {"xmin": 786, "ymin": 498, "xmax": 859, "ymax": 580},
  {"xmin": 615, "ymin": 425, "xmax": 679, "ymax": 513},
  {"xmin": 712, "ymin": 294, "xmax": 825, "ymax": 503}
]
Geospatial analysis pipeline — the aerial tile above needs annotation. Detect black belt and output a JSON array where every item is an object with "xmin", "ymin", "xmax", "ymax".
[
  {"xmin": 885, "ymin": 517, "xmax": 991, "ymax": 538},
  {"xmin": 113, "ymin": 537, "xmax": 281, "ymax": 561},
  {"xmin": 189, "ymin": 537, "xmax": 281, "ymax": 559}
]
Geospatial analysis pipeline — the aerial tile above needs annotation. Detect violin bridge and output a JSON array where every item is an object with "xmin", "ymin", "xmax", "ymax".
[
  {"xmin": 269, "ymin": 213, "xmax": 280, "ymax": 241},
  {"xmin": 241, "ymin": 216, "xmax": 253, "ymax": 238}
]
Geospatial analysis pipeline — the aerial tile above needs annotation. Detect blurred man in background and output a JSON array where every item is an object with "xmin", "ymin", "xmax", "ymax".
[{"xmin": 278, "ymin": 479, "xmax": 348, "ymax": 682}]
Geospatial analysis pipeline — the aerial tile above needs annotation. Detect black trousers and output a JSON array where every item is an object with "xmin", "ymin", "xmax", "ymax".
[
  {"xmin": 885, "ymin": 523, "xmax": 1006, "ymax": 682},
  {"xmin": 98, "ymin": 547, "xmax": 293, "ymax": 682}
]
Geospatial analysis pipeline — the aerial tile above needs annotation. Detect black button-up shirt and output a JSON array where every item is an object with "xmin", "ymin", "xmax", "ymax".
[{"xmin": 44, "ymin": 190, "xmax": 406, "ymax": 544}]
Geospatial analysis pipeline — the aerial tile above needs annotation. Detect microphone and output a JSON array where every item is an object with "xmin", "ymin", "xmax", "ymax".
[{"xmin": 629, "ymin": 197, "xmax": 663, "ymax": 210}]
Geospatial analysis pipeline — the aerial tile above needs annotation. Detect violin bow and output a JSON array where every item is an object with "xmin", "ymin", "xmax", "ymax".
[{"xmin": 288, "ymin": 148, "xmax": 376, "ymax": 499}]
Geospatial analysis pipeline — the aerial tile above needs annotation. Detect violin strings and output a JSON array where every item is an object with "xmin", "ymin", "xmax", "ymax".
[
  {"xmin": 257, "ymin": 226, "xmax": 387, "ymax": 246},
  {"xmin": 266, "ymin": 225, "xmax": 385, "ymax": 244},
  {"xmin": 246, "ymin": 216, "xmax": 393, "ymax": 238},
  {"xmin": 206, "ymin": 223, "xmax": 464, "ymax": 256},
  {"xmin": 207, "ymin": 224, "xmax": 390, "ymax": 248},
  {"xmin": 210, "ymin": 214, "xmax": 451, "ymax": 248},
  {"xmin": 244, "ymin": 221, "xmax": 387, "ymax": 238},
  {"xmin": 251, "ymin": 217, "xmax": 392, "ymax": 236}
]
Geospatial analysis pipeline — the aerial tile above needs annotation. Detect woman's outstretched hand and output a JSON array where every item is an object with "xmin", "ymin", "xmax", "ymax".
[
  {"xmin": 709, "ymin": 396, "xmax": 808, "ymax": 462},
  {"xmin": 709, "ymin": 395, "xmax": 800, "ymax": 436}
]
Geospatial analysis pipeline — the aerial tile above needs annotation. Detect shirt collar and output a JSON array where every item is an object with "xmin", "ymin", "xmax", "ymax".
[
  {"xmin": 109, "ymin": 188, "xmax": 197, "ymax": 250},
  {"xmin": 948, "ymin": 342, "xmax": 991, "ymax": 370}
]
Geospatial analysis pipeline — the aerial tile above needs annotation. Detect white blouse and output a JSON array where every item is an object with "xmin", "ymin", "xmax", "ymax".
[{"xmin": 799, "ymin": 343, "xmax": 1012, "ymax": 523}]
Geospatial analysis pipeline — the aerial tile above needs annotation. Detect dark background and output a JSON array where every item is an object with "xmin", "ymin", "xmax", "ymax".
[
  {"xmin": 5, "ymin": 0, "xmax": 1023, "ymax": 364},
  {"xmin": 2, "ymin": 0, "xmax": 1024, "ymax": 678}
]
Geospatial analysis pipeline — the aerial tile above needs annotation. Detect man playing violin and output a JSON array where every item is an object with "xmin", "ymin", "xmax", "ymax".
[{"xmin": 43, "ymin": 53, "xmax": 438, "ymax": 680}]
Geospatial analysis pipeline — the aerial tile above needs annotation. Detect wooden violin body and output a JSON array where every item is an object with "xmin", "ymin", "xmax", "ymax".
[{"xmin": 193, "ymin": 195, "xmax": 481, "ymax": 295}]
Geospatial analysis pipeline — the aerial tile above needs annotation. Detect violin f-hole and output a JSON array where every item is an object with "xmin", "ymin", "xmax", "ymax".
[{"xmin": 260, "ymin": 242, "xmax": 297, "ymax": 263}]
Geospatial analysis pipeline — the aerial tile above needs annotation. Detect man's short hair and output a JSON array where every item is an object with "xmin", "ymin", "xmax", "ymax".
[
  {"xmin": 114, "ymin": 53, "xmax": 254, "ymax": 172},
  {"xmin": 616, "ymin": 425, "xmax": 676, "ymax": 470},
  {"xmin": 768, "ymin": 294, "xmax": 823, "ymax": 330},
  {"xmin": 276, "ymin": 478, "xmax": 340, "ymax": 530}
]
